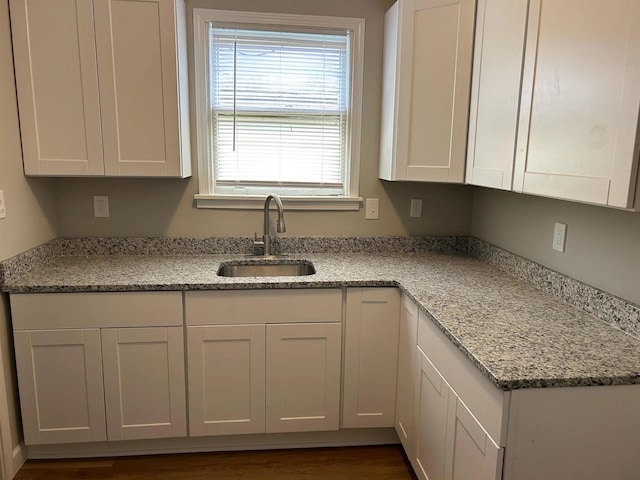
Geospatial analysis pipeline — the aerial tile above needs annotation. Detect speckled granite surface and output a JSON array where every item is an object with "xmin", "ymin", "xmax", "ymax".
[
  {"xmin": 469, "ymin": 238, "xmax": 640, "ymax": 339},
  {"xmin": 2, "ymin": 237, "xmax": 640, "ymax": 392}
]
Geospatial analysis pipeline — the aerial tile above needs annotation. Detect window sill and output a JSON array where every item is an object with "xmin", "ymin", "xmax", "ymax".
[{"xmin": 195, "ymin": 194, "xmax": 362, "ymax": 211}]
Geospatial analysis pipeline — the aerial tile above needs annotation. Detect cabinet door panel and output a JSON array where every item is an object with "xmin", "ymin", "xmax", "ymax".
[
  {"xmin": 514, "ymin": 0, "xmax": 640, "ymax": 208},
  {"xmin": 94, "ymin": 0, "xmax": 181, "ymax": 176},
  {"xmin": 266, "ymin": 323, "xmax": 341, "ymax": 433},
  {"xmin": 187, "ymin": 325, "xmax": 266, "ymax": 436},
  {"xmin": 413, "ymin": 348, "xmax": 449, "ymax": 480},
  {"xmin": 404, "ymin": 0, "xmax": 475, "ymax": 182},
  {"xmin": 466, "ymin": 0, "xmax": 528, "ymax": 190},
  {"xmin": 445, "ymin": 394, "xmax": 503, "ymax": 480},
  {"xmin": 102, "ymin": 327, "xmax": 186, "ymax": 440},
  {"xmin": 14, "ymin": 329, "xmax": 106, "ymax": 445},
  {"xmin": 343, "ymin": 288, "xmax": 400, "ymax": 428},
  {"xmin": 395, "ymin": 294, "xmax": 419, "ymax": 456},
  {"xmin": 10, "ymin": 0, "xmax": 104, "ymax": 175}
]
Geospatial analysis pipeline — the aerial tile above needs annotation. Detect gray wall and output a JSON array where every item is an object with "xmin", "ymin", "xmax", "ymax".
[
  {"xmin": 471, "ymin": 188, "xmax": 640, "ymax": 305},
  {"xmin": 52, "ymin": 0, "xmax": 473, "ymax": 239},
  {"xmin": 0, "ymin": 0, "xmax": 57, "ymax": 450}
]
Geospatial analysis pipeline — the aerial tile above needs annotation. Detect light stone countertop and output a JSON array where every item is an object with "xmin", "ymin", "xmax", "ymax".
[{"xmin": 3, "ymin": 251, "xmax": 640, "ymax": 391}]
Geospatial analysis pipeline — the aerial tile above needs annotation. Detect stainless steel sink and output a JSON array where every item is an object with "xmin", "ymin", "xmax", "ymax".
[{"xmin": 217, "ymin": 261, "xmax": 316, "ymax": 277}]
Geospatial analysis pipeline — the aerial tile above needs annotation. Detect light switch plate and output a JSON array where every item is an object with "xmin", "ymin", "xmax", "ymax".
[
  {"xmin": 0, "ymin": 190, "xmax": 6, "ymax": 219},
  {"xmin": 410, "ymin": 198, "xmax": 423, "ymax": 218},
  {"xmin": 365, "ymin": 198, "xmax": 379, "ymax": 220}
]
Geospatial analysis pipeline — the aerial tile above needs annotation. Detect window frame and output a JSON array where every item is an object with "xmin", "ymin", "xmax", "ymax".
[{"xmin": 192, "ymin": 9, "xmax": 365, "ymax": 210}]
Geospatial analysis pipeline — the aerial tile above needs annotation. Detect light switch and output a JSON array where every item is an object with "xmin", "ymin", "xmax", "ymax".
[{"xmin": 365, "ymin": 198, "xmax": 379, "ymax": 220}]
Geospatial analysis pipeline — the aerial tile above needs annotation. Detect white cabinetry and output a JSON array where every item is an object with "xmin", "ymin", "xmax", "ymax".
[
  {"xmin": 11, "ymin": 292, "xmax": 186, "ymax": 445},
  {"xmin": 266, "ymin": 323, "xmax": 342, "ymax": 433},
  {"xmin": 185, "ymin": 289, "xmax": 343, "ymax": 436},
  {"xmin": 10, "ymin": 0, "xmax": 190, "ymax": 178},
  {"xmin": 14, "ymin": 329, "xmax": 106, "ymax": 445},
  {"xmin": 394, "ymin": 293, "xmax": 419, "ymax": 455},
  {"xmin": 465, "ymin": 0, "xmax": 528, "ymax": 190},
  {"xmin": 102, "ymin": 327, "xmax": 186, "ymax": 441},
  {"xmin": 379, "ymin": 0, "xmax": 475, "ymax": 183},
  {"xmin": 468, "ymin": 0, "xmax": 640, "ymax": 209},
  {"xmin": 513, "ymin": 0, "xmax": 640, "ymax": 208},
  {"xmin": 187, "ymin": 324, "xmax": 266, "ymax": 436},
  {"xmin": 343, "ymin": 288, "xmax": 400, "ymax": 428}
]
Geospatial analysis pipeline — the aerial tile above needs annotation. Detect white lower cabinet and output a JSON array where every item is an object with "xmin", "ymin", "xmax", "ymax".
[
  {"xmin": 185, "ymin": 289, "xmax": 343, "ymax": 437},
  {"xmin": 101, "ymin": 327, "xmax": 186, "ymax": 441},
  {"xmin": 343, "ymin": 288, "xmax": 400, "ymax": 428},
  {"xmin": 187, "ymin": 325, "xmax": 266, "ymax": 436},
  {"xmin": 394, "ymin": 293, "xmax": 419, "ymax": 455},
  {"xmin": 266, "ymin": 323, "xmax": 342, "ymax": 433},
  {"xmin": 413, "ymin": 348, "xmax": 503, "ymax": 480},
  {"xmin": 14, "ymin": 329, "xmax": 107, "ymax": 445},
  {"xmin": 11, "ymin": 292, "xmax": 186, "ymax": 445}
]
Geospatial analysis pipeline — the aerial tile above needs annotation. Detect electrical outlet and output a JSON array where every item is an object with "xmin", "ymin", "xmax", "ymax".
[
  {"xmin": 552, "ymin": 222, "xmax": 567, "ymax": 252},
  {"xmin": 365, "ymin": 198, "xmax": 379, "ymax": 220},
  {"xmin": 410, "ymin": 198, "xmax": 423, "ymax": 218},
  {"xmin": 93, "ymin": 195, "xmax": 110, "ymax": 218},
  {"xmin": 0, "ymin": 190, "xmax": 6, "ymax": 219}
]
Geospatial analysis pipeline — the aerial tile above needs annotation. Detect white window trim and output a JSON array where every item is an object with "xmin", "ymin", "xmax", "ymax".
[{"xmin": 192, "ymin": 8, "xmax": 365, "ymax": 211}]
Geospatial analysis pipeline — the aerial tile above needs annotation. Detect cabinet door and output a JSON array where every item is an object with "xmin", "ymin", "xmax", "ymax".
[
  {"xmin": 465, "ymin": 0, "xmax": 529, "ymax": 190},
  {"xmin": 266, "ymin": 323, "xmax": 342, "ymax": 433},
  {"xmin": 343, "ymin": 288, "xmax": 400, "ymax": 428},
  {"xmin": 413, "ymin": 348, "xmax": 449, "ymax": 480},
  {"xmin": 102, "ymin": 327, "xmax": 186, "ymax": 440},
  {"xmin": 444, "ymin": 394, "xmax": 503, "ymax": 480},
  {"xmin": 187, "ymin": 325, "xmax": 266, "ymax": 436},
  {"xmin": 94, "ymin": 0, "xmax": 186, "ymax": 177},
  {"xmin": 397, "ymin": 0, "xmax": 475, "ymax": 183},
  {"xmin": 395, "ymin": 294, "xmax": 419, "ymax": 456},
  {"xmin": 14, "ymin": 329, "xmax": 106, "ymax": 445},
  {"xmin": 10, "ymin": 0, "xmax": 104, "ymax": 175},
  {"xmin": 514, "ymin": 0, "xmax": 640, "ymax": 208}
]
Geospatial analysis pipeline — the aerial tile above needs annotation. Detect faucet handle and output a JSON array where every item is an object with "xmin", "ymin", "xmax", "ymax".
[{"xmin": 253, "ymin": 232, "xmax": 264, "ymax": 246}]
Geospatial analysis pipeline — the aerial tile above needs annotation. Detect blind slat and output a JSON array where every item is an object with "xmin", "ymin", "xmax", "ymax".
[{"xmin": 209, "ymin": 26, "xmax": 349, "ymax": 195}]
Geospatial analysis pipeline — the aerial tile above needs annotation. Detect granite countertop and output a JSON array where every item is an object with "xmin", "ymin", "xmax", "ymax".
[{"xmin": 3, "ymin": 248, "xmax": 640, "ymax": 392}]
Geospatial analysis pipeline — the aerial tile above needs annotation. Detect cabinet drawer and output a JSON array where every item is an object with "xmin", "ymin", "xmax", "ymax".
[
  {"xmin": 11, "ymin": 292, "xmax": 183, "ymax": 329},
  {"xmin": 185, "ymin": 289, "xmax": 343, "ymax": 326},
  {"xmin": 418, "ymin": 312, "xmax": 509, "ymax": 446}
]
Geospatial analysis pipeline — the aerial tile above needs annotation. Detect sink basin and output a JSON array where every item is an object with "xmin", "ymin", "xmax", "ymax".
[{"xmin": 217, "ymin": 261, "xmax": 316, "ymax": 277}]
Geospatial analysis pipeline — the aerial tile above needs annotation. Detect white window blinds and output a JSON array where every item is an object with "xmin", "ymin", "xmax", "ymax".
[{"xmin": 209, "ymin": 27, "xmax": 349, "ymax": 196}]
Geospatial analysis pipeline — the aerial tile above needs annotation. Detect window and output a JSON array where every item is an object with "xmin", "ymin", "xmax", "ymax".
[{"xmin": 193, "ymin": 10, "xmax": 364, "ymax": 210}]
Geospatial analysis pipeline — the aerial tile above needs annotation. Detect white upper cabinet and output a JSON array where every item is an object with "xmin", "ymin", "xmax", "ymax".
[
  {"xmin": 512, "ymin": 0, "xmax": 640, "ymax": 208},
  {"xmin": 468, "ymin": 0, "xmax": 640, "ymax": 210},
  {"xmin": 466, "ymin": 0, "xmax": 529, "ymax": 190},
  {"xmin": 10, "ymin": 0, "xmax": 191, "ymax": 178},
  {"xmin": 379, "ymin": 0, "xmax": 476, "ymax": 183}
]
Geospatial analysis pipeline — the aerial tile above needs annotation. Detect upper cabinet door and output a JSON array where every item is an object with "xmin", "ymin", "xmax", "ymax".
[
  {"xmin": 466, "ymin": 0, "xmax": 529, "ymax": 190},
  {"xmin": 513, "ymin": 0, "xmax": 640, "ymax": 208},
  {"xmin": 379, "ymin": 0, "xmax": 476, "ymax": 183},
  {"xmin": 10, "ymin": 0, "xmax": 105, "ymax": 176},
  {"xmin": 94, "ymin": 0, "xmax": 189, "ymax": 177},
  {"xmin": 11, "ymin": 0, "xmax": 191, "ymax": 178}
]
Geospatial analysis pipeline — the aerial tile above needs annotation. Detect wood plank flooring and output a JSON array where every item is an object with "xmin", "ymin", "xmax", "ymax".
[{"xmin": 15, "ymin": 445, "xmax": 417, "ymax": 480}]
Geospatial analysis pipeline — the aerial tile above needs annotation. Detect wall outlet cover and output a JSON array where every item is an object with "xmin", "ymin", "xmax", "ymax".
[
  {"xmin": 365, "ymin": 198, "xmax": 379, "ymax": 220},
  {"xmin": 553, "ymin": 222, "xmax": 567, "ymax": 252},
  {"xmin": 93, "ymin": 195, "xmax": 110, "ymax": 218},
  {"xmin": 0, "ymin": 190, "xmax": 5, "ymax": 219}
]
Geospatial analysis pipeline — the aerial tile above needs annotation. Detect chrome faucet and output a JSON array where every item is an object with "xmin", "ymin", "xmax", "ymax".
[{"xmin": 254, "ymin": 194, "xmax": 286, "ymax": 256}]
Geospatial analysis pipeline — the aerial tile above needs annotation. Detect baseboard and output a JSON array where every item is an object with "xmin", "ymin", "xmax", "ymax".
[
  {"xmin": 26, "ymin": 428, "xmax": 399, "ymax": 460},
  {"xmin": 11, "ymin": 443, "xmax": 26, "ymax": 478}
]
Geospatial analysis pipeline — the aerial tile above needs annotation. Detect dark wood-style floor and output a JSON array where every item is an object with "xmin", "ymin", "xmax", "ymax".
[{"xmin": 15, "ymin": 445, "xmax": 417, "ymax": 480}]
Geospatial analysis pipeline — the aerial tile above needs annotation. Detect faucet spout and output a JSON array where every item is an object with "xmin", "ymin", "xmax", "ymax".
[{"xmin": 258, "ymin": 194, "xmax": 286, "ymax": 256}]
